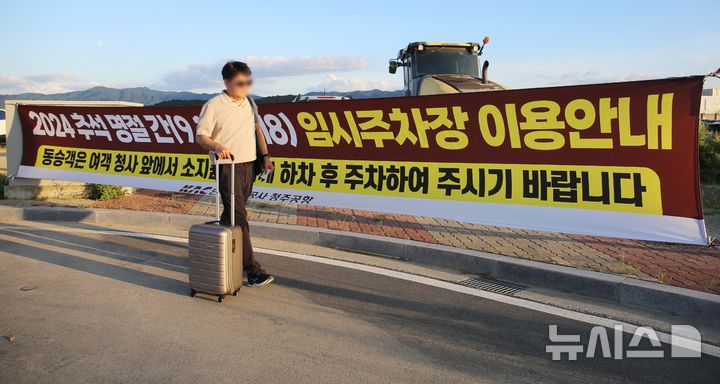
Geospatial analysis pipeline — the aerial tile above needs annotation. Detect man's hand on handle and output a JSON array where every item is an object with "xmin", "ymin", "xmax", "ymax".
[{"xmin": 215, "ymin": 145, "xmax": 233, "ymax": 160}]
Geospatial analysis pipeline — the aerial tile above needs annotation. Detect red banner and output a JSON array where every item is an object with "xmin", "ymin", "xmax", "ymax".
[{"xmin": 15, "ymin": 76, "xmax": 707, "ymax": 244}]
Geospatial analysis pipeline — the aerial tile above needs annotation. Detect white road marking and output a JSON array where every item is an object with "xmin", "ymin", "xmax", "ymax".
[{"xmin": 2, "ymin": 224, "xmax": 719, "ymax": 357}]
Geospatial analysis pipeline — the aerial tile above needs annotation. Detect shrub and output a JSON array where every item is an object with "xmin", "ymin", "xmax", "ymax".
[
  {"xmin": 699, "ymin": 124, "xmax": 720, "ymax": 184},
  {"xmin": 88, "ymin": 184, "xmax": 126, "ymax": 200},
  {"xmin": 699, "ymin": 124, "xmax": 720, "ymax": 166}
]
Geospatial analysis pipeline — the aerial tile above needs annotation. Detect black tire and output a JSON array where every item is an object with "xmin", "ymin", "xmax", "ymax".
[
  {"xmin": 190, "ymin": 289, "xmax": 196, "ymax": 297},
  {"xmin": 232, "ymin": 290, "xmax": 239, "ymax": 296},
  {"xmin": 218, "ymin": 295, "xmax": 224, "ymax": 303}
]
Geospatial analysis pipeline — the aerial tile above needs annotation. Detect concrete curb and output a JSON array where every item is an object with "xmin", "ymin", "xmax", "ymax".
[{"xmin": 2, "ymin": 204, "xmax": 719, "ymax": 322}]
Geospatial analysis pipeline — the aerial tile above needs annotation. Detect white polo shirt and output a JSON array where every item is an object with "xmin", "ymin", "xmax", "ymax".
[{"xmin": 196, "ymin": 91, "xmax": 258, "ymax": 163}]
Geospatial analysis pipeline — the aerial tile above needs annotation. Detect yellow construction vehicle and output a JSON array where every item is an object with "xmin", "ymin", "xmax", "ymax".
[{"xmin": 389, "ymin": 38, "xmax": 505, "ymax": 96}]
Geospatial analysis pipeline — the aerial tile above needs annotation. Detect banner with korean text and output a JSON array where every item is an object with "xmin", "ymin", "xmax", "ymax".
[{"xmin": 16, "ymin": 77, "xmax": 707, "ymax": 244}]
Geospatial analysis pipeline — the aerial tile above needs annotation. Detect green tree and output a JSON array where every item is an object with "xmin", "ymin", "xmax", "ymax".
[{"xmin": 699, "ymin": 124, "xmax": 720, "ymax": 184}]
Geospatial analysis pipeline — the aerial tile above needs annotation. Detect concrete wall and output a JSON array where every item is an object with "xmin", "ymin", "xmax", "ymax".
[
  {"xmin": 4, "ymin": 100, "xmax": 143, "ymax": 199},
  {"xmin": 701, "ymin": 89, "xmax": 720, "ymax": 120}
]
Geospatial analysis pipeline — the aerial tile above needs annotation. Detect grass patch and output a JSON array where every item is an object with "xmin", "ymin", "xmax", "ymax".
[
  {"xmin": 610, "ymin": 264, "xmax": 638, "ymax": 276},
  {"xmin": 87, "ymin": 184, "xmax": 126, "ymax": 201},
  {"xmin": 702, "ymin": 185, "xmax": 720, "ymax": 213}
]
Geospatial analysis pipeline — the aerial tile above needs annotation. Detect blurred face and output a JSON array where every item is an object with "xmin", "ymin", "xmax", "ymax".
[{"xmin": 224, "ymin": 73, "xmax": 253, "ymax": 98}]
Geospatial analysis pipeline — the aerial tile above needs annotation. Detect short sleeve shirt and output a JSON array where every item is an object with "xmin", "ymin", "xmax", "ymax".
[{"xmin": 196, "ymin": 91, "xmax": 259, "ymax": 163}]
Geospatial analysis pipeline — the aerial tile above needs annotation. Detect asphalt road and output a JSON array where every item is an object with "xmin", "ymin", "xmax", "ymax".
[{"xmin": 0, "ymin": 222, "xmax": 719, "ymax": 383}]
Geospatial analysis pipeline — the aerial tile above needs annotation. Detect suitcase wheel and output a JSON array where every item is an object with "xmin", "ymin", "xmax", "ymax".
[
  {"xmin": 217, "ymin": 295, "xmax": 224, "ymax": 303},
  {"xmin": 190, "ymin": 289, "xmax": 196, "ymax": 298},
  {"xmin": 232, "ymin": 290, "xmax": 239, "ymax": 296}
]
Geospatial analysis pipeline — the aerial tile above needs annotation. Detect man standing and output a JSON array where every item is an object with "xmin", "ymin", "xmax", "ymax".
[{"xmin": 196, "ymin": 61, "xmax": 275, "ymax": 287}]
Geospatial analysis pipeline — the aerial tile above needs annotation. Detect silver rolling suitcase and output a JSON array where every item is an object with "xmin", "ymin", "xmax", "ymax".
[{"xmin": 188, "ymin": 155, "xmax": 242, "ymax": 303}]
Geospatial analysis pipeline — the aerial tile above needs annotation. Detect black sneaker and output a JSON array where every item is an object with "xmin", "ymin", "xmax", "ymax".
[{"xmin": 248, "ymin": 271, "xmax": 274, "ymax": 287}]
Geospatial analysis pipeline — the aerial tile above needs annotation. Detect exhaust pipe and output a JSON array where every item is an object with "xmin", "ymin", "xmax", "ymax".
[{"xmin": 481, "ymin": 60, "xmax": 489, "ymax": 84}]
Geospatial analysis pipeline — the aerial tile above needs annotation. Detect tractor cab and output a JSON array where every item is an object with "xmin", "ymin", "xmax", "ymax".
[{"xmin": 389, "ymin": 39, "xmax": 505, "ymax": 96}]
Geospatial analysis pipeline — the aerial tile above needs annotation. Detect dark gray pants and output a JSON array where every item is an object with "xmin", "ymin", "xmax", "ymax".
[{"xmin": 218, "ymin": 161, "xmax": 261, "ymax": 275}]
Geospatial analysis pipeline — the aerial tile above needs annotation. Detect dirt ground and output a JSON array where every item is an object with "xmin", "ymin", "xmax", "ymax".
[{"xmin": 90, "ymin": 189, "xmax": 200, "ymax": 214}]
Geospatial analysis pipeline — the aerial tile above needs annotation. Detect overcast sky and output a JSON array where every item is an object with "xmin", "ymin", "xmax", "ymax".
[{"xmin": 2, "ymin": 0, "xmax": 719, "ymax": 96}]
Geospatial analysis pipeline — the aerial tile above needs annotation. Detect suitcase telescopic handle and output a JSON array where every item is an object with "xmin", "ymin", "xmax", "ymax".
[{"xmin": 212, "ymin": 152, "xmax": 235, "ymax": 227}]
